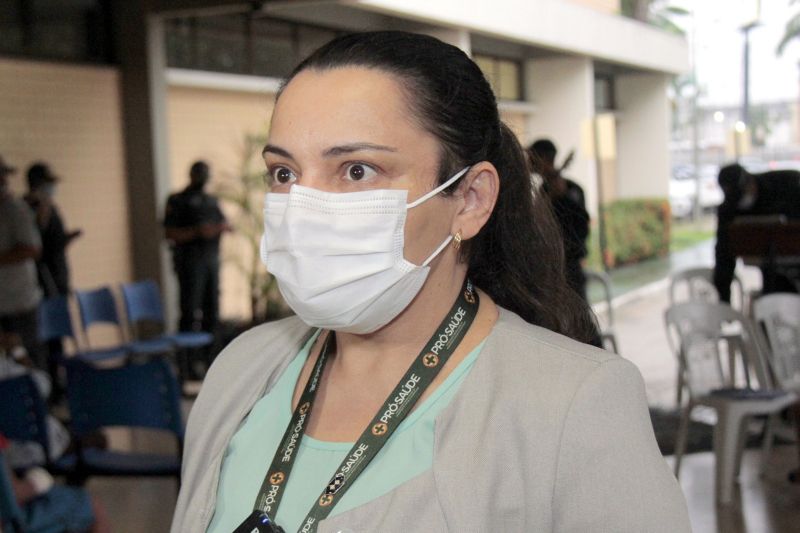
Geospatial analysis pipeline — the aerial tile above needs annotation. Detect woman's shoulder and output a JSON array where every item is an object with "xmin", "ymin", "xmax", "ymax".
[
  {"xmin": 468, "ymin": 306, "xmax": 647, "ymax": 429},
  {"xmin": 490, "ymin": 306, "xmax": 624, "ymax": 376}
]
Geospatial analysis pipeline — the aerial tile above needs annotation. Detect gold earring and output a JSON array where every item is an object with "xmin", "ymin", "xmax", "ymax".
[{"xmin": 453, "ymin": 231, "xmax": 462, "ymax": 251}]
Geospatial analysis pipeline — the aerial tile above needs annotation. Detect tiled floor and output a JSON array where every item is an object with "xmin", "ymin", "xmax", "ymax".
[{"xmin": 673, "ymin": 446, "xmax": 800, "ymax": 533}]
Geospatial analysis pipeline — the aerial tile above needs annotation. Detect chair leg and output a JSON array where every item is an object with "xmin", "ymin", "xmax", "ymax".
[
  {"xmin": 761, "ymin": 413, "xmax": 777, "ymax": 476},
  {"xmin": 676, "ymin": 359, "xmax": 685, "ymax": 408},
  {"xmin": 609, "ymin": 334, "xmax": 619, "ymax": 354},
  {"xmin": 674, "ymin": 402, "xmax": 692, "ymax": 478},
  {"xmin": 713, "ymin": 405, "xmax": 744, "ymax": 505},
  {"xmin": 734, "ymin": 415, "xmax": 750, "ymax": 479}
]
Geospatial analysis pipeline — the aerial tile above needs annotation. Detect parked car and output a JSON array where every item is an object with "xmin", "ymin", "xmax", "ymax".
[{"xmin": 670, "ymin": 164, "xmax": 724, "ymax": 218}]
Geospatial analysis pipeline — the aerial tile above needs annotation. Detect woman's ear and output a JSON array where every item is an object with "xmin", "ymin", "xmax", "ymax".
[{"xmin": 452, "ymin": 162, "xmax": 500, "ymax": 240}]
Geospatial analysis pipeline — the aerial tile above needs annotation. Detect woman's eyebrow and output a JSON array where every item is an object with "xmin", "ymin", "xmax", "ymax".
[
  {"xmin": 322, "ymin": 143, "xmax": 398, "ymax": 157},
  {"xmin": 262, "ymin": 144, "xmax": 294, "ymax": 160}
]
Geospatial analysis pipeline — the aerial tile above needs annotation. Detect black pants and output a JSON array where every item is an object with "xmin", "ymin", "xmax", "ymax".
[
  {"xmin": 0, "ymin": 308, "xmax": 44, "ymax": 369},
  {"xmin": 174, "ymin": 253, "xmax": 220, "ymax": 334}
]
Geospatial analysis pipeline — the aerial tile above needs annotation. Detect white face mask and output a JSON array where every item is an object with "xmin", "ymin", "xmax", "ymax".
[{"xmin": 260, "ymin": 167, "xmax": 470, "ymax": 333}]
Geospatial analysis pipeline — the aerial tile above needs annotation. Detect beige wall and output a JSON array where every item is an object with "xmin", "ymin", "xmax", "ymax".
[
  {"xmin": 166, "ymin": 84, "xmax": 275, "ymax": 321},
  {"xmin": 0, "ymin": 58, "xmax": 131, "ymax": 291},
  {"xmin": 565, "ymin": 0, "xmax": 619, "ymax": 14}
]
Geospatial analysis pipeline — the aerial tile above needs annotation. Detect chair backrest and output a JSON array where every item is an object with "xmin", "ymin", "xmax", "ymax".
[
  {"xmin": 38, "ymin": 295, "xmax": 75, "ymax": 344},
  {"xmin": 664, "ymin": 301, "xmax": 775, "ymax": 398},
  {"xmin": 668, "ymin": 266, "xmax": 745, "ymax": 311},
  {"xmin": 752, "ymin": 293, "xmax": 800, "ymax": 390},
  {"xmin": 0, "ymin": 375, "xmax": 50, "ymax": 460},
  {"xmin": 585, "ymin": 270, "xmax": 614, "ymax": 329},
  {"xmin": 0, "ymin": 449, "xmax": 25, "ymax": 532},
  {"xmin": 121, "ymin": 280, "xmax": 165, "ymax": 325},
  {"xmin": 75, "ymin": 286, "xmax": 121, "ymax": 328},
  {"xmin": 65, "ymin": 357, "xmax": 183, "ymax": 441}
]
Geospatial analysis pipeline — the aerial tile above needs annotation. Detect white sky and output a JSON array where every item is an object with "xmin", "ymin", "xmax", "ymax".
[{"xmin": 672, "ymin": 0, "xmax": 800, "ymax": 107}]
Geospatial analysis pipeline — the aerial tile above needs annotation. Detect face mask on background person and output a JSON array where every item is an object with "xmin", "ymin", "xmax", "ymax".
[
  {"xmin": 260, "ymin": 167, "xmax": 470, "ymax": 334},
  {"xmin": 41, "ymin": 183, "xmax": 56, "ymax": 199}
]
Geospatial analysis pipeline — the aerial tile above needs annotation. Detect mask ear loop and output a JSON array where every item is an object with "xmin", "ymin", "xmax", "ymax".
[
  {"xmin": 421, "ymin": 235, "xmax": 454, "ymax": 266},
  {"xmin": 406, "ymin": 166, "xmax": 471, "ymax": 209}
]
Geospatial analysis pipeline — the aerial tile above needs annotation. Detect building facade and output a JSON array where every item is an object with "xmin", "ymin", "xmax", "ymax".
[{"xmin": 0, "ymin": 0, "xmax": 687, "ymax": 323}]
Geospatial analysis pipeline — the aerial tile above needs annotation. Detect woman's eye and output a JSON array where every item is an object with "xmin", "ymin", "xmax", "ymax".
[
  {"xmin": 270, "ymin": 166, "xmax": 297, "ymax": 184},
  {"xmin": 345, "ymin": 163, "xmax": 377, "ymax": 182}
]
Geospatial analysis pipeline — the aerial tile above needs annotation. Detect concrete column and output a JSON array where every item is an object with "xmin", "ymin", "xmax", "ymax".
[
  {"xmin": 112, "ymin": 1, "xmax": 177, "ymax": 326},
  {"xmin": 525, "ymin": 56, "xmax": 597, "ymax": 216},
  {"xmin": 615, "ymin": 72, "xmax": 671, "ymax": 199}
]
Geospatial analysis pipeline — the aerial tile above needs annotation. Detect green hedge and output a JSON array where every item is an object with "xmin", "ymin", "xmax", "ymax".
[{"xmin": 586, "ymin": 198, "xmax": 670, "ymax": 269}]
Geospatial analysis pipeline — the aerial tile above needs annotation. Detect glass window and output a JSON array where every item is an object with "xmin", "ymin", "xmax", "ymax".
[
  {"xmin": 193, "ymin": 14, "xmax": 247, "ymax": 74},
  {"xmin": 0, "ymin": 2, "xmax": 25, "ymax": 54},
  {"xmin": 497, "ymin": 60, "xmax": 521, "ymax": 101},
  {"xmin": 251, "ymin": 18, "xmax": 295, "ymax": 79},
  {"xmin": 473, "ymin": 54, "xmax": 523, "ymax": 101},
  {"xmin": 296, "ymin": 26, "xmax": 336, "ymax": 64},
  {"xmin": 595, "ymin": 75, "xmax": 616, "ymax": 111},
  {"xmin": 165, "ymin": 15, "xmax": 339, "ymax": 79},
  {"xmin": 0, "ymin": 0, "xmax": 110, "ymax": 63}
]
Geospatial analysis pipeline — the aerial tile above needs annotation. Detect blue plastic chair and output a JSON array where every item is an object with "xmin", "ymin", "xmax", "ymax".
[
  {"xmin": 38, "ymin": 295, "xmax": 128, "ymax": 364},
  {"xmin": 75, "ymin": 287, "xmax": 173, "ymax": 357},
  {"xmin": 0, "ymin": 375, "xmax": 51, "ymax": 465},
  {"xmin": 0, "ymin": 375, "xmax": 75, "ymax": 478},
  {"xmin": 62, "ymin": 357, "xmax": 183, "ymax": 484},
  {"xmin": 120, "ymin": 280, "xmax": 214, "ymax": 350}
]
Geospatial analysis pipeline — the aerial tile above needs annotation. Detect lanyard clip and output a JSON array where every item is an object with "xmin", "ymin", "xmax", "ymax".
[{"xmin": 232, "ymin": 510, "xmax": 285, "ymax": 533}]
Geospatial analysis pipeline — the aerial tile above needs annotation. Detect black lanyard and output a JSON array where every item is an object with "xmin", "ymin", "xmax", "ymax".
[{"xmin": 233, "ymin": 279, "xmax": 479, "ymax": 533}]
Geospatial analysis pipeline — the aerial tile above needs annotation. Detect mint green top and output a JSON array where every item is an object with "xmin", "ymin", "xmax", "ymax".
[{"xmin": 207, "ymin": 332, "xmax": 484, "ymax": 533}]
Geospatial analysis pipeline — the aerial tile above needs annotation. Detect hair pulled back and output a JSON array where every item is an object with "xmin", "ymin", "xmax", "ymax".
[{"xmin": 282, "ymin": 31, "xmax": 597, "ymax": 344}]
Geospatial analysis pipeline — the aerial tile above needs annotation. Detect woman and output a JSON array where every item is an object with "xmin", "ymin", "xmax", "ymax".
[{"xmin": 173, "ymin": 31, "xmax": 689, "ymax": 533}]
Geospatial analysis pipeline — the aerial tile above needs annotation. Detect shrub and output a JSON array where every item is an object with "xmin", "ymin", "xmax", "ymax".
[{"xmin": 587, "ymin": 198, "xmax": 670, "ymax": 269}]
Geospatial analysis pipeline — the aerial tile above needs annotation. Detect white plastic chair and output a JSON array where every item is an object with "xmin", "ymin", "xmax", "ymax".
[
  {"xmin": 752, "ymin": 293, "xmax": 800, "ymax": 464},
  {"xmin": 585, "ymin": 270, "xmax": 619, "ymax": 353},
  {"xmin": 668, "ymin": 266, "xmax": 745, "ymax": 311},
  {"xmin": 668, "ymin": 267, "xmax": 746, "ymax": 406},
  {"xmin": 664, "ymin": 301, "xmax": 796, "ymax": 504}
]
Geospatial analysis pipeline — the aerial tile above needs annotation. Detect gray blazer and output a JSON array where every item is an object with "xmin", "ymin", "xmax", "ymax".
[{"xmin": 172, "ymin": 308, "xmax": 691, "ymax": 532}]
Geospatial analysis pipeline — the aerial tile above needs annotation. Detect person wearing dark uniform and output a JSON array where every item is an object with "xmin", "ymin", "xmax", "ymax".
[
  {"xmin": 24, "ymin": 163, "xmax": 82, "ymax": 297},
  {"xmin": 164, "ymin": 161, "xmax": 230, "ymax": 334},
  {"xmin": 713, "ymin": 163, "xmax": 800, "ymax": 302},
  {"xmin": 528, "ymin": 139, "xmax": 590, "ymax": 301}
]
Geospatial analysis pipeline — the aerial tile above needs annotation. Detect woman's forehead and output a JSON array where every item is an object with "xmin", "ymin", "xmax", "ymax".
[{"xmin": 269, "ymin": 67, "xmax": 422, "ymax": 149}]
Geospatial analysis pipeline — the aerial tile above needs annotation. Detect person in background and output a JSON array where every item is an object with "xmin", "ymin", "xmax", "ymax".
[
  {"xmin": 164, "ymin": 161, "xmax": 231, "ymax": 335},
  {"xmin": 713, "ymin": 163, "xmax": 800, "ymax": 302},
  {"xmin": 528, "ymin": 139, "xmax": 590, "ymax": 301},
  {"xmin": 24, "ymin": 163, "xmax": 82, "ymax": 298},
  {"xmin": 0, "ymin": 155, "xmax": 43, "ymax": 370}
]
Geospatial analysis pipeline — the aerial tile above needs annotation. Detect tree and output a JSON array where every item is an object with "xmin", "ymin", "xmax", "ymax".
[
  {"xmin": 777, "ymin": 0, "xmax": 800, "ymax": 55},
  {"xmin": 621, "ymin": 0, "xmax": 689, "ymax": 34},
  {"xmin": 216, "ymin": 133, "xmax": 292, "ymax": 323}
]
